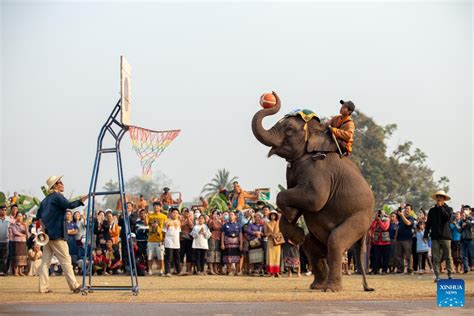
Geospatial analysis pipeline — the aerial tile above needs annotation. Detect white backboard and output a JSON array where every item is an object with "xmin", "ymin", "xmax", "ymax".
[{"xmin": 120, "ymin": 56, "xmax": 131, "ymax": 126}]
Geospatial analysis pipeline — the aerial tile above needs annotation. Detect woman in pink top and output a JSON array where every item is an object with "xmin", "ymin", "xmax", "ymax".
[
  {"xmin": 8, "ymin": 213, "xmax": 28, "ymax": 276},
  {"xmin": 207, "ymin": 210, "xmax": 223, "ymax": 275},
  {"xmin": 369, "ymin": 210, "xmax": 391, "ymax": 275}
]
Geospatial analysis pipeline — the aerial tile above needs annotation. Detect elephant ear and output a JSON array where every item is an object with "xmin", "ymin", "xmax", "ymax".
[{"xmin": 306, "ymin": 120, "xmax": 337, "ymax": 153}]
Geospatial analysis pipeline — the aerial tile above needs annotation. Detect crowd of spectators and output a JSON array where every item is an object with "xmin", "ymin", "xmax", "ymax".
[
  {"xmin": 0, "ymin": 189, "xmax": 472, "ymax": 283},
  {"xmin": 367, "ymin": 199, "xmax": 473, "ymax": 282}
]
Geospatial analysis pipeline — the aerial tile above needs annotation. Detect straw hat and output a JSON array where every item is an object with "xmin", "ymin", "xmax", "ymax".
[
  {"xmin": 46, "ymin": 175, "xmax": 63, "ymax": 190},
  {"xmin": 269, "ymin": 210, "xmax": 280, "ymax": 219},
  {"xmin": 431, "ymin": 190, "xmax": 451, "ymax": 201}
]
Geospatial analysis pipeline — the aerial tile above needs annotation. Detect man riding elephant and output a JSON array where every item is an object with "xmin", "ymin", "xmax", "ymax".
[
  {"xmin": 326, "ymin": 100, "xmax": 356, "ymax": 155},
  {"xmin": 251, "ymin": 92, "xmax": 374, "ymax": 292}
]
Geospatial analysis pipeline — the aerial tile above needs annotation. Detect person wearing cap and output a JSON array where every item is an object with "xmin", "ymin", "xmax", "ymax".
[
  {"xmin": 326, "ymin": 100, "xmax": 356, "ymax": 155},
  {"xmin": 36, "ymin": 175, "xmax": 88, "ymax": 293},
  {"xmin": 423, "ymin": 190, "xmax": 454, "ymax": 282}
]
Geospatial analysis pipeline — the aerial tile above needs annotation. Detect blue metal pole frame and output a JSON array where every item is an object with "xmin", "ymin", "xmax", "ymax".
[{"xmin": 81, "ymin": 99, "xmax": 139, "ymax": 296}]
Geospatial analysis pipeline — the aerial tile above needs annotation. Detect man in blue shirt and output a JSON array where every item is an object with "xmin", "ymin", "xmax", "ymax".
[
  {"xmin": 395, "ymin": 204, "xmax": 415, "ymax": 274},
  {"xmin": 36, "ymin": 175, "xmax": 87, "ymax": 293},
  {"xmin": 0, "ymin": 204, "xmax": 10, "ymax": 276}
]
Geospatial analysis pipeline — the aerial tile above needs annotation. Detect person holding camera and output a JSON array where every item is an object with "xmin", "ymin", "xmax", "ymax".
[
  {"xmin": 395, "ymin": 204, "xmax": 415, "ymax": 274},
  {"xmin": 450, "ymin": 211, "xmax": 463, "ymax": 273},
  {"xmin": 369, "ymin": 210, "xmax": 391, "ymax": 274},
  {"xmin": 461, "ymin": 205, "xmax": 473, "ymax": 274},
  {"xmin": 423, "ymin": 190, "xmax": 453, "ymax": 283}
]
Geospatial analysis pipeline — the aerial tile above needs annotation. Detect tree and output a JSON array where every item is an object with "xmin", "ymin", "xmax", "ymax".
[
  {"xmin": 102, "ymin": 171, "xmax": 174, "ymax": 209},
  {"xmin": 126, "ymin": 171, "xmax": 174, "ymax": 200},
  {"xmin": 206, "ymin": 193, "xmax": 230, "ymax": 212},
  {"xmin": 201, "ymin": 169, "xmax": 238, "ymax": 198},
  {"xmin": 351, "ymin": 111, "xmax": 449, "ymax": 210},
  {"xmin": 102, "ymin": 180, "xmax": 119, "ymax": 210}
]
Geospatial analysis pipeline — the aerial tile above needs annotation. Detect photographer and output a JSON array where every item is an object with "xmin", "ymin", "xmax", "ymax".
[
  {"xmin": 461, "ymin": 205, "xmax": 473, "ymax": 274},
  {"xmin": 395, "ymin": 204, "xmax": 415, "ymax": 274},
  {"xmin": 369, "ymin": 210, "xmax": 391, "ymax": 274},
  {"xmin": 450, "ymin": 211, "xmax": 463, "ymax": 273},
  {"xmin": 423, "ymin": 190, "xmax": 453, "ymax": 282}
]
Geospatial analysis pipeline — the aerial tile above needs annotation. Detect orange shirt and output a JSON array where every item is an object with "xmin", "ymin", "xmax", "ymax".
[
  {"xmin": 160, "ymin": 193, "xmax": 174, "ymax": 205},
  {"xmin": 109, "ymin": 222, "xmax": 121, "ymax": 244},
  {"xmin": 328, "ymin": 114, "xmax": 355, "ymax": 153}
]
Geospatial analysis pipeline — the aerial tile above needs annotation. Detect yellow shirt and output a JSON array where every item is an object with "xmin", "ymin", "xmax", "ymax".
[{"xmin": 147, "ymin": 212, "xmax": 168, "ymax": 242}]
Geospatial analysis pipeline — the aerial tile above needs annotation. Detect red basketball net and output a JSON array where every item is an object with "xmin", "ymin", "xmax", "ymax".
[{"xmin": 128, "ymin": 126, "xmax": 181, "ymax": 178}]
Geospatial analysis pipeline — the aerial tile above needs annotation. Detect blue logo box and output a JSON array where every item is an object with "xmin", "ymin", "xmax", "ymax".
[{"xmin": 437, "ymin": 279, "xmax": 465, "ymax": 307}]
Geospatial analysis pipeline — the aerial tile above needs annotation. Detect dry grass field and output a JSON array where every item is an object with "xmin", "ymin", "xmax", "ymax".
[{"xmin": 0, "ymin": 273, "xmax": 473, "ymax": 303}]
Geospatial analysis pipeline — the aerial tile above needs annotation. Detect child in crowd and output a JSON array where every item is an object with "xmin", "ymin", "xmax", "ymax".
[
  {"xmin": 104, "ymin": 239, "xmax": 123, "ymax": 275},
  {"xmin": 49, "ymin": 255, "xmax": 62, "ymax": 276},
  {"xmin": 27, "ymin": 243, "xmax": 43, "ymax": 276},
  {"xmin": 163, "ymin": 208, "xmax": 182, "ymax": 277},
  {"xmin": 93, "ymin": 248, "xmax": 108, "ymax": 275},
  {"xmin": 191, "ymin": 215, "xmax": 212, "ymax": 275},
  {"xmin": 416, "ymin": 221, "xmax": 432, "ymax": 274}
]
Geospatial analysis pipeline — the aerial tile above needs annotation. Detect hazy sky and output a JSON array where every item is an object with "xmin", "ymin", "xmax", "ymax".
[{"xmin": 1, "ymin": 1, "xmax": 472, "ymax": 209}]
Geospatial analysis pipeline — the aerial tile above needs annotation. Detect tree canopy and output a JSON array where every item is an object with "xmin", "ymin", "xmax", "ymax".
[
  {"xmin": 351, "ymin": 111, "xmax": 449, "ymax": 211},
  {"xmin": 201, "ymin": 168, "xmax": 238, "ymax": 198}
]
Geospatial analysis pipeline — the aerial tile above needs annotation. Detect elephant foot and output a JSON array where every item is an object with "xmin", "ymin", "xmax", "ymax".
[
  {"xmin": 322, "ymin": 282, "xmax": 343, "ymax": 292},
  {"xmin": 310, "ymin": 281, "xmax": 326, "ymax": 290}
]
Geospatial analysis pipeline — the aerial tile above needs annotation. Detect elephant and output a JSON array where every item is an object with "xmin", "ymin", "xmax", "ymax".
[{"xmin": 251, "ymin": 92, "xmax": 374, "ymax": 292}]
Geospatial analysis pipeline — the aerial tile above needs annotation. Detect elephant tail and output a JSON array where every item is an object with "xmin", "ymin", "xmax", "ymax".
[{"xmin": 355, "ymin": 235, "xmax": 375, "ymax": 292}]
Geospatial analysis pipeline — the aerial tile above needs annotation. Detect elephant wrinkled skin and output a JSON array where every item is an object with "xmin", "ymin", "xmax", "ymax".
[{"xmin": 251, "ymin": 92, "xmax": 374, "ymax": 292}]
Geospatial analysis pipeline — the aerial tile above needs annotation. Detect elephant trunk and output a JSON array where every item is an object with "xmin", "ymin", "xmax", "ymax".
[{"xmin": 251, "ymin": 94, "xmax": 282, "ymax": 147}]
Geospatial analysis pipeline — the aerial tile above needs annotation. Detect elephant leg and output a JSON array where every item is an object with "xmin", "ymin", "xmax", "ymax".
[
  {"xmin": 303, "ymin": 233, "xmax": 328, "ymax": 290},
  {"xmin": 276, "ymin": 189, "xmax": 305, "ymax": 223},
  {"xmin": 324, "ymin": 213, "xmax": 369, "ymax": 292},
  {"xmin": 279, "ymin": 214, "xmax": 305, "ymax": 245},
  {"xmin": 276, "ymin": 186, "xmax": 329, "ymax": 223}
]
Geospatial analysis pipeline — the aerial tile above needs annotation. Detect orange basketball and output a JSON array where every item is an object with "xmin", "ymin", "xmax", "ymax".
[{"xmin": 259, "ymin": 93, "xmax": 277, "ymax": 109}]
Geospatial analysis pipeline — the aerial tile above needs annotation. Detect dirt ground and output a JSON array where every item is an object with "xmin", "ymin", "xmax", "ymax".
[{"xmin": 0, "ymin": 273, "xmax": 473, "ymax": 303}]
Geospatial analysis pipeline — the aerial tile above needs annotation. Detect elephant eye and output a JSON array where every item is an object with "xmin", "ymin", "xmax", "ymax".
[{"xmin": 285, "ymin": 127, "xmax": 295, "ymax": 136}]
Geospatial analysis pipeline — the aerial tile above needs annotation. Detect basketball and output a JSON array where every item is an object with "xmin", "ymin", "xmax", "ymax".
[{"xmin": 259, "ymin": 93, "xmax": 277, "ymax": 109}]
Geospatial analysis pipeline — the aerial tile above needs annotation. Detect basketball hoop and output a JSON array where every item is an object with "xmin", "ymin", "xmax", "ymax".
[{"xmin": 129, "ymin": 126, "xmax": 180, "ymax": 178}]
